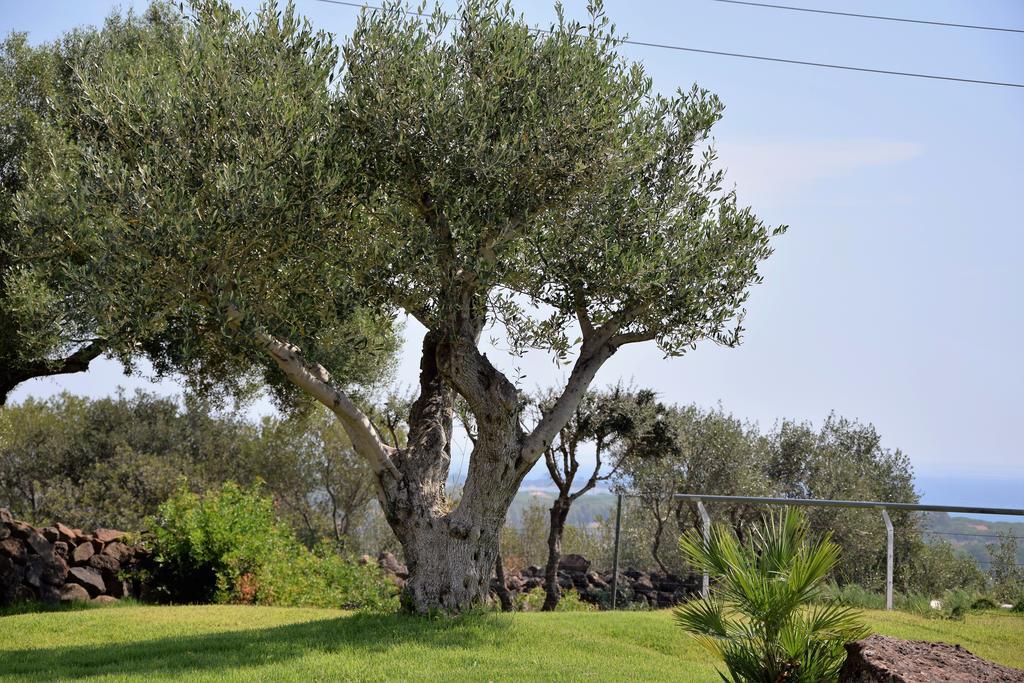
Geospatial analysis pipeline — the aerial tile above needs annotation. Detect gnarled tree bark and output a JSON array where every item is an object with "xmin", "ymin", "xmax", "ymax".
[{"xmin": 235, "ymin": 298, "xmax": 636, "ymax": 613}]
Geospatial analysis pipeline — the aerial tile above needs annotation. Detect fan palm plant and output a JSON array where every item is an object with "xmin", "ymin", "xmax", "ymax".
[{"xmin": 675, "ymin": 508, "xmax": 870, "ymax": 682}]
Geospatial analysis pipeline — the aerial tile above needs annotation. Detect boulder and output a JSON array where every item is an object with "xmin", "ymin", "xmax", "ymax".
[
  {"xmin": 55, "ymin": 522, "xmax": 78, "ymax": 543},
  {"xmin": 558, "ymin": 554, "xmax": 591, "ymax": 573},
  {"xmin": 67, "ymin": 566, "xmax": 106, "ymax": 597},
  {"xmin": 12, "ymin": 584, "xmax": 34, "ymax": 602},
  {"xmin": 60, "ymin": 583, "xmax": 91, "ymax": 603},
  {"xmin": 71, "ymin": 541, "xmax": 95, "ymax": 565},
  {"xmin": 0, "ymin": 525, "xmax": 10, "ymax": 541},
  {"xmin": 24, "ymin": 556, "xmax": 45, "ymax": 588},
  {"xmin": 102, "ymin": 542, "xmax": 132, "ymax": 564},
  {"xmin": 37, "ymin": 583, "xmax": 60, "ymax": 604},
  {"xmin": 107, "ymin": 579, "xmax": 131, "ymax": 599},
  {"xmin": 1, "ymin": 558, "xmax": 25, "ymax": 586},
  {"xmin": 632, "ymin": 574, "xmax": 654, "ymax": 593},
  {"xmin": 0, "ymin": 554, "xmax": 15, "ymax": 581},
  {"xmin": 0, "ymin": 507, "xmax": 12, "ymax": 524},
  {"xmin": 53, "ymin": 541, "xmax": 69, "ymax": 557},
  {"xmin": 41, "ymin": 527, "xmax": 60, "ymax": 543},
  {"xmin": 88, "ymin": 553, "xmax": 121, "ymax": 583},
  {"xmin": 840, "ymin": 635, "xmax": 1024, "ymax": 683},
  {"xmin": 0, "ymin": 537, "xmax": 27, "ymax": 562},
  {"xmin": 655, "ymin": 591, "xmax": 675, "ymax": 608},
  {"xmin": 25, "ymin": 531, "xmax": 53, "ymax": 557},
  {"xmin": 9, "ymin": 520, "xmax": 33, "ymax": 538},
  {"xmin": 43, "ymin": 555, "xmax": 69, "ymax": 585},
  {"xmin": 91, "ymin": 595, "xmax": 119, "ymax": 606},
  {"xmin": 94, "ymin": 528, "xmax": 128, "ymax": 544}
]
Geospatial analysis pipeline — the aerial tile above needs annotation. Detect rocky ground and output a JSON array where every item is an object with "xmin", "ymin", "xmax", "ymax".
[{"xmin": 840, "ymin": 635, "xmax": 1024, "ymax": 682}]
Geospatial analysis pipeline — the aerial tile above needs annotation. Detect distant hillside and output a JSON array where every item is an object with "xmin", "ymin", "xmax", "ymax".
[
  {"xmin": 922, "ymin": 512, "xmax": 1024, "ymax": 566},
  {"xmin": 507, "ymin": 489, "xmax": 617, "ymax": 528}
]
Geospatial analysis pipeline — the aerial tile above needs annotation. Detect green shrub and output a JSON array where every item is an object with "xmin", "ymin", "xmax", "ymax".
[
  {"xmin": 819, "ymin": 582, "xmax": 886, "ymax": 611},
  {"xmin": 971, "ymin": 596, "xmax": 999, "ymax": 611},
  {"xmin": 145, "ymin": 482, "xmax": 396, "ymax": 610},
  {"xmin": 900, "ymin": 588, "xmax": 1002, "ymax": 621},
  {"xmin": 674, "ymin": 509, "xmax": 870, "ymax": 683}
]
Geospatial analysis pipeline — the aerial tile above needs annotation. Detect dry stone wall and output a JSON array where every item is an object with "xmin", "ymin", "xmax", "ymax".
[
  {"xmin": 368, "ymin": 551, "xmax": 702, "ymax": 609},
  {"xmin": 0, "ymin": 508, "xmax": 148, "ymax": 606}
]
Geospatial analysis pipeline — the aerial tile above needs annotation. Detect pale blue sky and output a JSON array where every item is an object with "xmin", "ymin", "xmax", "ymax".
[{"xmin": 4, "ymin": 1, "xmax": 1023, "ymax": 502}]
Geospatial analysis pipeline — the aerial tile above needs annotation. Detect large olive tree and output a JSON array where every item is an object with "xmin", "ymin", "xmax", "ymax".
[{"xmin": 16, "ymin": 0, "xmax": 781, "ymax": 613}]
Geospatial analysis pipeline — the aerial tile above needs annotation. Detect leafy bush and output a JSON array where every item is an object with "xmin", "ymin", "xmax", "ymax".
[
  {"xmin": 675, "ymin": 509, "xmax": 870, "ymax": 683},
  {"xmin": 819, "ymin": 582, "xmax": 886, "ymax": 611},
  {"xmin": 889, "ymin": 588, "xmax": 1004, "ymax": 621},
  {"xmin": 903, "ymin": 539, "xmax": 987, "ymax": 595},
  {"xmin": 144, "ymin": 482, "xmax": 396, "ymax": 610}
]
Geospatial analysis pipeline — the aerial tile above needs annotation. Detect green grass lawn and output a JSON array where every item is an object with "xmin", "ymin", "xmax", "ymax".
[{"xmin": 0, "ymin": 605, "xmax": 1021, "ymax": 682}]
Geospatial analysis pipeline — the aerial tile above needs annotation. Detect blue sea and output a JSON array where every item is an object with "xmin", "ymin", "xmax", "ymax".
[{"xmin": 916, "ymin": 475, "xmax": 1023, "ymax": 521}]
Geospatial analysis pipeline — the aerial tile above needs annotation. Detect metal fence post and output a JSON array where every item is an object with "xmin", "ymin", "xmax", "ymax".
[
  {"xmin": 881, "ymin": 508, "xmax": 893, "ymax": 611},
  {"xmin": 611, "ymin": 493, "xmax": 623, "ymax": 609},
  {"xmin": 696, "ymin": 499, "xmax": 710, "ymax": 598}
]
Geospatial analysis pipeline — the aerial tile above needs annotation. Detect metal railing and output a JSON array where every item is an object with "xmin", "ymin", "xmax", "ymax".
[{"xmin": 608, "ymin": 493, "xmax": 1024, "ymax": 610}]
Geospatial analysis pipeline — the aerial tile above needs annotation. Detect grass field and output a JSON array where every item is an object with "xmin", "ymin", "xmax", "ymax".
[{"xmin": 0, "ymin": 604, "xmax": 1021, "ymax": 682}]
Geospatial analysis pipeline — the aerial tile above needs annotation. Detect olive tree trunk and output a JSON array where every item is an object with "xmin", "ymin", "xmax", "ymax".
[
  {"xmin": 247, "ymin": 312, "xmax": 621, "ymax": 614},
  {"xmin": 542, "ymin": 497, "xmax": 571, "ymax": 610}
]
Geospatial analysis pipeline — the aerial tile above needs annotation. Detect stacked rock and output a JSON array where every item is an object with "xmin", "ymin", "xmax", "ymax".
[
  {"xmin": 0, "ymin": 508, "xmax": 144, "ymax": 605},
  {"xmin": 504, "ymin": 554, "xmax": 701, "ymax": 609},
  {"xmin": 366, "ymin": 548, "xmax": 702, "ymax": 609}
]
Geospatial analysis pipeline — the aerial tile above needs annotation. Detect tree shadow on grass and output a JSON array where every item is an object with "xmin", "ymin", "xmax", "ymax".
[{"xmin": 1, "ymin": 610, "xmax": 512, "ymax": 679}]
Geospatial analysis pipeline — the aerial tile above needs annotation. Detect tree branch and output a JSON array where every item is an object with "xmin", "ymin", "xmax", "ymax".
[
  {"xmin": 519, "ymin": 336, "xmax": 615, "ymax": 468},
  {"xmin": 0, "ymin": 340, "xmax": 106, "ymax": 406},
  {"xmin": 227, "ymin": 305, "xmax": 399, "ymax": 479},
  {"xmin": 570, "ymin": 436, "xmax": 606, "ymax": 502},
  {"xmin": 520, "ymin": 302, "xmax": 656, "ymax": 467}
]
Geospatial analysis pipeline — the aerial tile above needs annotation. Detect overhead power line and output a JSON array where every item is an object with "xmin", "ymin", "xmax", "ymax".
[
  {"xmin": 925, "ymin": 530, "xmax": 1023, "ymax": 540},
  {"xmin": 311, "ymin": 0, "xmax": 1024, "ymax": 89},
  {"xmin": 711, "ymin": 0, "xmax": 1024, "ymax": 35}
]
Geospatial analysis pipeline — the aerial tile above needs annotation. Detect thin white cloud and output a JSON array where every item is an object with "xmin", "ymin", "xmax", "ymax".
[{"xmin": 715, "ymin": 139, "xmax": 923, "ymax": 204}]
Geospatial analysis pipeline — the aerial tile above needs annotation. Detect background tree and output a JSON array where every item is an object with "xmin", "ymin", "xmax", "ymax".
[
  {"xmin": 17, "ymin": 0, "xmax": 779, "ymax": 613},
  {"xmin": 0, "ymin": 391, "xmax": 248, "ymax": 528},
  {"xmin": 534, "ymin": 386, "xmax": 654, "ymax": 610},
  {"xmin": 987, "ymin": 532, "xmax": 1024, "ymax": 602},
  {"xmin": 766, "ymin": 415, "xmax": 919, "ymax": 590},
  {"xmin": 617, "ymin": 403, "xmax": 770, "ymax": 573},
  {"xmin": 0, "ymin": 392, "xmax": 382, "ymax": 548},
  {"xmin": 256, "ymin": 408, "xmax": 381, "ymax": 548}
]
